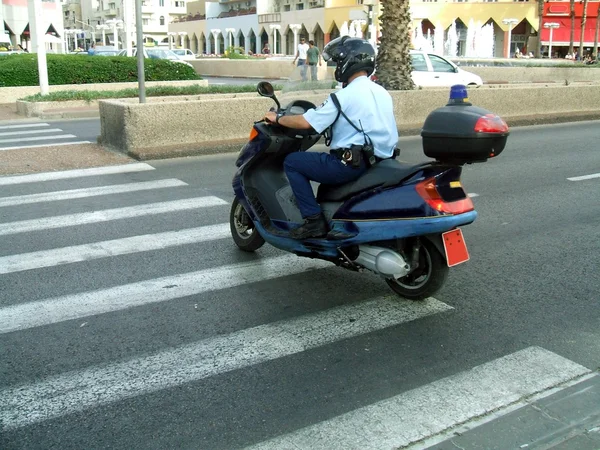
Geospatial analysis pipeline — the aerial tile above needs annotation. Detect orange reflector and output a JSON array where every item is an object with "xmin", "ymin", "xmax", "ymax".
[{"xmin": 249, "ymin": 127, "xmax": 259, "ymax": 141}]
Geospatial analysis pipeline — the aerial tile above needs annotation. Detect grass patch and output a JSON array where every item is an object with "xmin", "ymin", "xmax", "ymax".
[{"xmin": 21, "ymin": 83, "xmax": 286, "ymax": 102}]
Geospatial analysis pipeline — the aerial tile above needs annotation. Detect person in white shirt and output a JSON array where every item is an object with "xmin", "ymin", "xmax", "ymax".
[{"xmin": 292, "ymin": 37, "xmax": 310, "ymax": 82}]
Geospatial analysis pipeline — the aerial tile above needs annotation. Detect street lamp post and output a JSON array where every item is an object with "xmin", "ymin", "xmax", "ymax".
[
  {"xmin": 225, "ymin": 27, "xmax": 235, "ymax": 50},
  {"xmin": 502, "ymin": 18, "xmax": 518, "ymax": 58},
  {"xmin": 269, "ymin": 24, "xmax": 280, "ymax": 54},
  {"xmin": 544, "ymin": 22, "xmax": 560, "ymax": 59},
  {"xmin": 178, "ymin": 31, "xmax": 187, "ymax": 48}
]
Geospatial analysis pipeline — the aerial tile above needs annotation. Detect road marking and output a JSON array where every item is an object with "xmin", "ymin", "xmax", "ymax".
[
  {"xmin": 0, "ymin": 296, "xmax": 451, "ymax": 429},
  {"xmin": 0, "ymin": 196, "xmax": 227, "ymax": 236},
  {"xmin": 0, "ymin": 134, "xmax": 77, "ymax": 144},
  {"xmin": 0, "ymin": 255, "xmax": 332, "ymax": 334},
  {"xmin": 0, "ymin": 140, "xmax": 94, "ymax": 151},
  {"xmin": 0, "ymin": 223, "xmax": 230, "ymax": 274},
  {"xmin": 467, "ymin": 193, "xmax": 479, "ymax": 198},
  {"xmin": 567, "ymin": 172, "xmax": 600, "ymax": 182},
  {"xmin": 0, "ymin": 179, "xmax": 187, "ymax": 208},
  {"xmin": 0, "ymin": 123, "xmax": 50, "ymax": 130},
  {"xmin": 0, "ymin": 163, "xmax": 155, "ymax": 186},
  {"xmin": 247, "ymin": 347, "xmax": 590, "ymax": 450},
  {"xmin": 0, "ymin": 128, "xmax": 63, "ymax": 137}
]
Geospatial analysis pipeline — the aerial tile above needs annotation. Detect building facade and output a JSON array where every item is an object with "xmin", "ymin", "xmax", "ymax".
[
  {"xmin": 169, "ymin": 0, "xmax": 545, "ymax": 58},
  {"xmin": 2, "ymin": 0, "xmax": 65, "ymax": 51}
]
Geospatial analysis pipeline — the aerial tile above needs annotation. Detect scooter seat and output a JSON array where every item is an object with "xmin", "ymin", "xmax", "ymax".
[{"xmin": 317, "ymin": 159, "xmax": 425, "ymax": 202}]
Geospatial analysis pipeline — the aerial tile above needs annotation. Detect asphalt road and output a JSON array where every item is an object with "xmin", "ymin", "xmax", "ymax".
[{"xmin": 0, "ymin": 121, "xmax": 599, "ymax": 449}]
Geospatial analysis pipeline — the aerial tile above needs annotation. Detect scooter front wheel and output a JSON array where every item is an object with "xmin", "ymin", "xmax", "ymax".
[
  {"xmin": 230, "ymin": 197, "xmax": 265, "ymax": 252},
  {"xmin": 385, "ymin": 238, "xmax": 448, "ymax": 301}
]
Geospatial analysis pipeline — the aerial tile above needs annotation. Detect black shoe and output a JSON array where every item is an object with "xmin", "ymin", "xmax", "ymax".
[{"xmin": 289, "ymin": 214, "xmax": 328, "ymax": 239}]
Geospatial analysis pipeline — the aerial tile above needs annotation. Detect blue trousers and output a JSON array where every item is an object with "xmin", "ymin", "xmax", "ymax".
[{"xmin": 284, "ymin": 151, "xmax": 367, "ymax": 218}]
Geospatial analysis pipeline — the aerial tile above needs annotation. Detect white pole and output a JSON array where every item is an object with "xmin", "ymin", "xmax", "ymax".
[
  {"xmin": 548, "ymin": 27, "xmax": 553, "ymax": 59},
  {"xmin": 124, "ymin": 0, "xmax": 133, "ymax": 56},
  {"xmin": 507, "ymin": 27, "xmax": 512, "ymax": 57},
  {"xmin": 28, "ymin": 0, "xmax": 49, "ymax": 95},
  {"xmin": 102, "ymin": 29, "xmax": 106, "ymax": 46},
  {"xmin": 273, "ymin": 30, "xmax": 277, "ymax": 54}
]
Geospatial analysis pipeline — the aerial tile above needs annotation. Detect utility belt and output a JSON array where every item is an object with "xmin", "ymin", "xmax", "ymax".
[{"xmin": 330, "ymin": 144, "xmax": 376, "ymax": 169}]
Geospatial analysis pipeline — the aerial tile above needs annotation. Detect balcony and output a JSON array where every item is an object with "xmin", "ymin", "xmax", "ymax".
[
  {"xmin": 102, "ymin": 8, "xmax": 117, "ymax": 16},
  {"xmin": 258, "ymin": 12, "xmax": 279, "ymax": 23}
]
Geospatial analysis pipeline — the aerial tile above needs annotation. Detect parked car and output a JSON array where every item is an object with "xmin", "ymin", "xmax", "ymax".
[
  {"xmin": 371, "ymin": 50, "xmax": 483, "ymax": 87},
  {"xmin": 116, "ymin": 48, "xmax": 193, "ymax": 68},
  {"xmin": 171, "ymin": 48, "xmax": 196, "ymax": 61}
]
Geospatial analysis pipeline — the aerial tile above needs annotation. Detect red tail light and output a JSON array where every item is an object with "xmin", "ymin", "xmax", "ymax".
[
  {"xmin": 415, "ymin": 177, "xmax": 474, "ymax": 214},
  {"xmin": 474, "ymin": 114, "xmax": 509, "ymax": 133}
]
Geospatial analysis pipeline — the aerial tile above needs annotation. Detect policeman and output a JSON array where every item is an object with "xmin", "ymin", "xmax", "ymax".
[{"xmin": 263, "ymin": 36, "xmax": 399, "ymax": 239}]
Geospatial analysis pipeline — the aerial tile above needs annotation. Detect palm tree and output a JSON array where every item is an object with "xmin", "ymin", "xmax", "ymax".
[
  {"xmin": 375, "ymin": 0, "xmax": 414, "ymax": 90},
  {"xmin": 536, "ymin": 0, "xmax": 544, "ymax": 58},
  {"xmin": 569, "ymin": 0, "xmax": 575, "ymax": 55},
  {"xmin": 579, "ymin": 0, "xmax": 589, "ymax": 59}
]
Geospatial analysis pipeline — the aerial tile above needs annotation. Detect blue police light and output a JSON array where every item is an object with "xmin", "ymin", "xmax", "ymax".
[{"xmin": 447, "ymin": 84, "xmax": 472, "ymax": 106}]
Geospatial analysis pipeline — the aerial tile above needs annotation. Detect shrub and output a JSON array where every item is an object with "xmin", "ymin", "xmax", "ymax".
[{"xmin": 0, "ymin": 53, "xmax": 201, "ymax": 87}]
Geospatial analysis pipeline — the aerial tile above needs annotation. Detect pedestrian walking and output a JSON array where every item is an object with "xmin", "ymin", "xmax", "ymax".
[
  {"xmin": 292, "ymin": 37, "xmax": 310, "ymax": 82},
  {"xmin": 307, "ymin": 40, "xmax": 322, "ymax": 81}
]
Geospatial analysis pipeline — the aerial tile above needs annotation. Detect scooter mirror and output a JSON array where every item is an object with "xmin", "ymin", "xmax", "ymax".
[
  {"xmin": 257, "ymin": 82, "xmax": 275, "ymax": 98},
  {"xmin": 257, "ymin": 81, "xmax": 281, "ymax": 110}
]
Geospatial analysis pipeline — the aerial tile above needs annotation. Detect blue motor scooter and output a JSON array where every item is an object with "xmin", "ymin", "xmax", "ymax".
[{"xmin": 230, "ymin": 82, "xmax": 509, "ymax": 299}]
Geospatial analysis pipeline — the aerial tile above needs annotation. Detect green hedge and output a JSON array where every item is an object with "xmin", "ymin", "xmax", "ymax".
[{"xmin": 0, "ymin": 54, "xmax": 201, "ymax": 87}]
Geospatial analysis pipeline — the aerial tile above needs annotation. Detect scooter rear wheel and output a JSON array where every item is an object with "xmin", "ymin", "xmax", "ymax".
[
  {"xmin": 385, "ymin": 239, "xmax": 448, "ymax": 301},
  {"xmin": 230, "ymin": 197, "xmax": 265, "ymax": 252}
]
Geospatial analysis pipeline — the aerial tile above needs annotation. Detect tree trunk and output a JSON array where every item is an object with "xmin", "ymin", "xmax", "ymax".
[
  {"xmin": 579, "ymin": 0, "xmax": 589, "ymax": 59},
  {"xmin": 375, "ymin": 0, "xmax": 414, "ymax": 90},
  {"xmin": 569, "ymin": 0, "xmax": 575, "ymax": 54},
  {"xmin": 536, "ymin": 0, "xmax": 544, "ymax": 58},
  {"xmin": 594, "ymin": 3, "xmax": 600, "ymax": 59}
]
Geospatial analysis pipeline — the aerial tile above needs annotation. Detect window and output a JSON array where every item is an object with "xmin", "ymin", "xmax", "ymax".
[
  {"xmin": 410, "ymin": 53, "xmax": 428, "ymax": 72},
  {"xmin": 159, "ymin": 0, "xmax": 164, "ymax": 5},
  {"xmin": 296, "ymin": 2, "xmax": 303, "ymax": 9},
  {"xmin": 159, "ymin": 16, "xmax": 165, "ymax": 25},
  {"xmin": 174, "ymin": 0, "xmax": 185, "ymax": 6},
  {"xmin": 108, "ymin": 2, "xmax": 115, "ymax": 8},
  {"xmin": 428, "ymin": 55, "xmax": 455, "ymax": 73},
  {"xmin": 142, "ymin": 18, "xmax": 149, "ymax": 25},
  {"xmin": 284, "ymin": 4, "xmax": 290, "ymax": 10}
]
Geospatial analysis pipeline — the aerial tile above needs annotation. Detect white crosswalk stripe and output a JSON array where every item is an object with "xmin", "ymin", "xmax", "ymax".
[
  {"xmin": 246, "ymin": 347, "xmax": 591, "ymax": 450},
  {"xmin": 0, "ymin": 162, "xmax": 155, "ymax": 186},
  {"xmin": 0, "ymin": 196, "xmax": 226, "ymax": 236},
  {"xmin": 0, "ymin": 179, "xmax": 187, "ymax": 207},
  {"xmin": 0, "ymin": 121, "xmax": 91, "ymax": 149},
  {"xmin": 0, "ymin": 297, "xmax": 452, "ymax": 430},
  {"xmin": 0, "ymin": 255, "xmax": 331, "ymax": 333},
  {"xmin": 0, "ymin": 223, "xmax": 230, "ymax": 274},
  {"xmin": 0, "ymin": 165, "xmax": 590, "ymax": 448}
]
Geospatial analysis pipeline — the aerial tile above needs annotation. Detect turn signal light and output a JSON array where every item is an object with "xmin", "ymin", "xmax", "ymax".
[
  {"xmin": 474, "ymin": 114, "xmax": 509, "ymax": 134},
  {"xmin": 249, "ymin": 127, "xmax": 259, "ymax": 141},
  {"xmin": 416, "ymin": 178, "xmax": 474, "ymax": 215}
]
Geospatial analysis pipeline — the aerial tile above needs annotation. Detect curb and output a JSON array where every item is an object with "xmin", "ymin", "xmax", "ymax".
[{"xmin": 117, "ymin": 112, "xmax": 600, "ymax": 161}]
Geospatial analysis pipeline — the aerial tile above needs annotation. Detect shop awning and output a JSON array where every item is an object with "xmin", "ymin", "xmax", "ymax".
[{"xmin": 540, "ymin": 18, "xmax": 599, "ymax": 46}]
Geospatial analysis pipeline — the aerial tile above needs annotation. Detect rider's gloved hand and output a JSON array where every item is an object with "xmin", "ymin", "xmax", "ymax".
[{"xmin": 263, "ymin": 111, "xmax": 277, "ymax": 124}]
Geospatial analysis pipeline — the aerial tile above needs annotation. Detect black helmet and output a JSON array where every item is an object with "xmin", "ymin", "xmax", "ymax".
[{"xmin": 322, "ymin": 36, "xmax": 376, "ymax": 83}]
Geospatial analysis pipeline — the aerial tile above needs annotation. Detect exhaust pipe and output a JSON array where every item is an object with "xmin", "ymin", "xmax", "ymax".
[{"xmin": 354, "ymin": 245, "xmax": 411, "ymax": 278}]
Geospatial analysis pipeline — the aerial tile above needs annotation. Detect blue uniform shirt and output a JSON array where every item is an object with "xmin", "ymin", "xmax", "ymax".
[{"xmin": 303, "ymin": 75, "xmax": 399, "ymax": 159}]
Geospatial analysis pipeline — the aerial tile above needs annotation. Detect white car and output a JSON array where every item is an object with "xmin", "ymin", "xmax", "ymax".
[
  {"xmin": 171, "ymin": 49, "xmax": 196, "ymax": 61},
  {"xmin": 372, "ymin": 50, "xmax": 483, "ymax": 87},
  {"xmin": 117, "ymin": 48, "xmax": 194, "ymax": 68}
]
